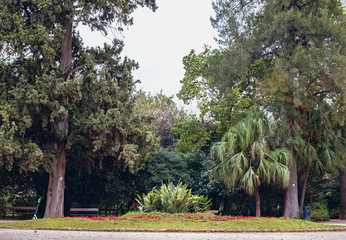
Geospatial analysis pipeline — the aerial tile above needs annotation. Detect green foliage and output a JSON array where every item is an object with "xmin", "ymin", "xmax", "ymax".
[
  {"xmin": 177, "ymin": 46, "xmax": 252, "ymax": 134},
  {"xmin": 0, "ymin": 186, "xmax": 16, "ymax": 207},
  {"xmin": 1, "ymin": 30, "xmax": 159, "ymax": 176},
  {"xmin": 329, "ymin": 208, "xmax": 340, "ymax": 219},
  {"xmin": 136, "ymin": 183, "xmax": 212, "ymax": 213},
  {"xmin": 138, "ymin": 148, "xmax": 190, "ymax": 188},
  {"xmin": 311, "ymin": 202, "xmax": 330, "ymax": 222},
  {"xmin": 210, "ymin": 111, "xmax": 291, "ymax": 194},
  {"xmin": 171, "ymin": 115, "xmax": 212, "ymax": 153},
  {"xmin": 134, "ymin": 91, "xmax": 187, "ymax": 147},
  {"xmin": 210, "ymin": 0, "xmax": 346, "ymax": 217},
  {"xmin": 0, "ymin": 0, "xmax": 159, "ymax": 217},
  {"xmin": 0, "ymin": 104, "xmax": 44, "ymax": 172}
]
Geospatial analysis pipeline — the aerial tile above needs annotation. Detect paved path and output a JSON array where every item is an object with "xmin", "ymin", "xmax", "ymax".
[
  {"xmin": 1, "ymin": 229, "xmax": 346, "ymax": 240},
  {"xmin": 319, "ymin": 219, "xmax": 346, "ymax": 226}
]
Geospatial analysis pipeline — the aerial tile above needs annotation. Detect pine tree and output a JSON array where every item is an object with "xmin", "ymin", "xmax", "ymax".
[{"xmin": 211, "ymin": 0, "xmax": 345, "ymax": 217}]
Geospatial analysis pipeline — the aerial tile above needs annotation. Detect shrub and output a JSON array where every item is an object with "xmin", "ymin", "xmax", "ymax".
[
  {"xmin": 0, "ymin": 187, "xmax": 15, "ymax": 206},
  {"xmin": 311, "ymin": 202, "xmax": 330, "ymax": 222},
  {"xmin": 329, "ymin": 208, "xmax": 339, "ymax": 219},
  {"xmin": 136, "ymin": 182, "xmax": 212, "ymax": 213}
]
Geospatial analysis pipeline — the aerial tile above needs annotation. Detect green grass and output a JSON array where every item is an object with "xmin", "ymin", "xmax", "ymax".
[{"xmin": 0, "ymin": 212, "xmax": 343, "ymax": 231}]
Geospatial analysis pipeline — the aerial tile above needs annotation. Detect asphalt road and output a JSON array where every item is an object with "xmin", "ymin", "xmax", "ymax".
[{"xmin": 1, "ymin": 229, "xmax": 346, "ymax": 240}]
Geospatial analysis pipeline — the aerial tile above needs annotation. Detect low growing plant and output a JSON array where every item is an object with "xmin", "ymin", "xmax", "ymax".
[
  {"xmin": 136, "ymin": 182, "xmax": 212, "ymax": 213},
  {"xmin": 311, "ymin": 202, "xmax": 330, "ymax": 222}
]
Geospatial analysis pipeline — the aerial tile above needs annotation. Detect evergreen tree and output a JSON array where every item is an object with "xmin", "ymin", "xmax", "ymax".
[
  {"xmin": 0, "ymin": 0, "xmax": 158, "ymax": 218},
  {"xmin": 211, "ymin": 0, "xmax": 345, "ymax": 218}
]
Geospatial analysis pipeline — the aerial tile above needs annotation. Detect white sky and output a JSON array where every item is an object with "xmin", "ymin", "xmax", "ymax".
[{"xmin": 79, "ymin": 0, "xmax": 218, "ymax": 100}]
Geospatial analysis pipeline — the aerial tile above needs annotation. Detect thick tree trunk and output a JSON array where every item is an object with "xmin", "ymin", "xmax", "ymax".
[
  {"xmin": 254, "ymin": 185, "xmax": 261, "ymax": 217},
  {"xmin": 44, "ymin": 144, "xmax": 67, "ymax": 218},
  {"xmin": 340, "ymin": 167, "xmax": 346, "ymax": 219},
  {"xmin": 44, "ymin": 17, "xmax": 72, "ymax": 218},
  {"xmin": 283, "ymin": 112, "xmax": 299, "ymax": 218},
  {"xmin": 283, "ymin": 149, "xmax": 300, "ymax": 218},
  {"xmin": 299, "ymin": 164, "xmax": 310, "ymax": 209}
]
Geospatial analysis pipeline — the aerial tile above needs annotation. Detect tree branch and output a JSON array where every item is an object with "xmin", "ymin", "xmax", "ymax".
[
  {"xmin": 312, "ymin": 90, "xmax": 330, "ymax": 97},
  {"xmin": 70, "ymin": 65, "xmax": 84, "ymax": 74}
]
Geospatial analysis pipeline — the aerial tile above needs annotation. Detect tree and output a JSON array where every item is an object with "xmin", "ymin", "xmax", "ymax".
[
  {"xmin": 295, "ymin": 106, "xmax": 345, "ymax": 210},
  {"xmin": 177, "ymin": 46, "xmax": 252, "ymax": 135},
  {"xmin": 209, "ymin": 111, "xmax": 291, "ymax": 217},
  {"xmin": 135, "ymin": 90, "xmax": 187, "ymax": 147},
  {"xmin": 171, "ymin": 115, "xmax": 212, "ymax": 153},
  {"xmin": 211, "ymin": 0, "xmax": 345, "ymax": 218},
  {"xmin": 0, "ymin": 0, "xmax": 158, "ymax": 218}
]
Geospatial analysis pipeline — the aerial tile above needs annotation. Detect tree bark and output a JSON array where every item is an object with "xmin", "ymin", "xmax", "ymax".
[
  {"xmin": 44, "ymin": 17, "xmax": 72, "ymax": 218},
  {"xmin": 223, "ymin": 195, "xmax": 232, "ymax": 215},
  {"xmin": 44, "ymin": 144, "xmax": 67, "ymax": 218},
  {"xmin": 299, "ymin": 164, "xmax": 310, "ymax": 209},
  {"xmin": 283, "ymin": 148, "xmax": 300, "ymax": 218},
  {"xmin": 340, "ymin": 166, "xmax": 346, "ymax": 219},
  {"xmin": 254, "ymin": 185, "xmax": 261, "ymax": 217},
  {"xmin": 283, "ymin": 112, "xmax": 300, "ymax": 218}
]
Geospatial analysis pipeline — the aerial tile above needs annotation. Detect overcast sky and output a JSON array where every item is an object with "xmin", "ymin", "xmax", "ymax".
[{"xmin": 79, "ymin": 0, "xmax": 218, "ymax": 99}]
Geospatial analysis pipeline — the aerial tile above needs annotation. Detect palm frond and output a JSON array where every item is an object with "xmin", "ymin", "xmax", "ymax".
[
  {"xmin": 240, "ymin": 168, "xmax": 260, "ymax": 195},
  {"xmin": 270, "ymin": 148, "xmax": 291, "ymax": 165},
  {"xmin": 271, "ymin": 161, "xmax": 290, "ymax": 187},
  {"xmin": 303, "ymin": 143, "xmax": 318, "ymax": 165},
  {"xmin": 256, "ymin": 158, "xmax": 272, "ymax": 185}
]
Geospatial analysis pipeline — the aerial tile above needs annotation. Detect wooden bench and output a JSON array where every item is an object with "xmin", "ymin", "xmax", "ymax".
[
  {"xmin": 207, "ymin": 210, "xmax": 219, "ymax": 215},
  {"xmin": 0, "ymin": 206, "xmax": 36, "ymax": 218},
  {"xmin": 69, "ymin": 208, "xmax": 99, "ymax": 216}
]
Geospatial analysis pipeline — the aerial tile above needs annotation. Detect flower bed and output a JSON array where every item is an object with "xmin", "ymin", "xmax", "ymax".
[{"xmin": 59, "ymin": 214, "xmax": 288, "ymax": 221}]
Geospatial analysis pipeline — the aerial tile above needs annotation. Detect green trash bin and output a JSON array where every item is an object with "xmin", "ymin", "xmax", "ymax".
[{"xmin": 303, "ymin": 205, "xmax": 311, "ymax": 221}]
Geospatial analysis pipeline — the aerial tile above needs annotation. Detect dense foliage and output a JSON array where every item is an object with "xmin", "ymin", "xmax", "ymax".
[
  {"xmin": 0, "ymin": 0, "xmax": 345, "ymax": 220},
  {"xmin": 136, "ymin": 182, "xmax": 212, "ymax": 213},
  {"xmin": 0, "ymin": 0, "xmax": 158, "ymax": 217}
]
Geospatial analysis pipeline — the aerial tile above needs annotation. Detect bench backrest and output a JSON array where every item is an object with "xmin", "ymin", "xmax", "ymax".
[{"xmin": 70, "ymin": 208, "xmax": 99, "ymax": 212}]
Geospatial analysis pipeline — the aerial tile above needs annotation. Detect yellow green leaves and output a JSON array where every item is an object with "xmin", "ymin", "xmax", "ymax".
[{"xmin": 136, "ymin": 182, "xmax": 212, "ymax": 213}]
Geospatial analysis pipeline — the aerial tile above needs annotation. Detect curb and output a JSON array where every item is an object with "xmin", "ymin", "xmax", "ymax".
[{"xmin": 1, "ymin": 226, "xmax": 346, "ymax": 233}]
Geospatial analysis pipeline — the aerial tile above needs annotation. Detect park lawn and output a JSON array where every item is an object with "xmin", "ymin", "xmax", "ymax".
[{"xmin": 0, "ymin": 212, "xmax": 342, "ymax": 231}]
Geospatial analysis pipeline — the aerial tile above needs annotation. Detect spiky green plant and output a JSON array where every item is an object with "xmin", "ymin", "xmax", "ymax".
[{"xmin": 136, "ymin": 183, "xmax": 212, "ymax": 213}]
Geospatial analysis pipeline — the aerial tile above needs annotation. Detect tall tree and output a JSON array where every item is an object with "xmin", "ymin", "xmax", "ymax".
[
  {"xmin": 177, "ymin": 46, "xmax": 252, "ymax": 135},
  {"xmin": 209, "ymin": 111, "xmax": 291, "ymax": 217},
  {"xmin": 0, "ymin": 0, "xmax": 157, "ymax": 218},
  {"xmin": 211, "ymin": 0, "xmax": 345, "ymax": 218},
  {"xmin": 135, "ymin": 90, "xmax": 187, "ymax": 147}
]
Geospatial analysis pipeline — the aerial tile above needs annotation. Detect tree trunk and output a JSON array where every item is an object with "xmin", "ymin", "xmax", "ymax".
[
  {"xmin": 223, "ymin": 195, "xmax": 232, "ymax": 215},
  {"xmin": 299, "ymin": 164, "xmax": 310, "ymax": 209},
  {"xmin": 283, "ymin": 112, "xmax": 299, "ymax": 218},
  {"xmin": 44, "ymin": 144, "xmax": 67, "ymax": 218},
  {"xmin": 283, "ymin": 149, "xmax": 300, "ymax": 218},
  {"xmin": 254, "ymin": 185, "xmax": 261, "ymax": 217},
  {"xmin": 44, "ymin": 17, "xmax": 72, "ymax": 218},
  {"xmin": 340, "ymin": 166, "xmax": 346, "ymax": 219}
]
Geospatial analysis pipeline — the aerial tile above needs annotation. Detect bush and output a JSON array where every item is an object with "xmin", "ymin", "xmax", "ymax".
[
  {"xmin": 329, "ymin": 208, "xmax": 339, "ymax": 219},
  {"xmin": 311, "ymin": 202, "xmax": 330, "ymax": 222},
  {"xmin": 136, "ymin": 182, "xmax": 212, "ymax": 213}
]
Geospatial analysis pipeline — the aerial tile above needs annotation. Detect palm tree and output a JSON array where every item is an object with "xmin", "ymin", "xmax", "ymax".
[
  {"xmin": 209, "ymin": 111, "xmax": 291, "ymax": 217},
  {"xmin": 295, "ymin": 107, "xmax": 344, "ymax": 210}
]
